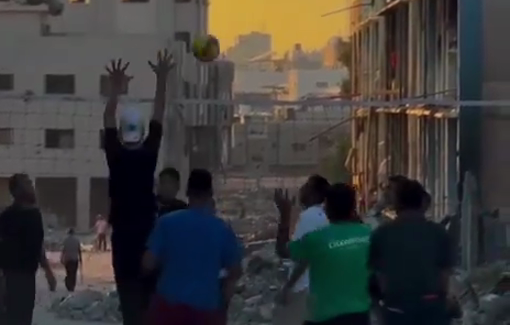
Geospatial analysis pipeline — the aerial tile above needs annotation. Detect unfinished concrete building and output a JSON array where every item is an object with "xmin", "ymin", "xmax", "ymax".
[{"xmin": 350, "ymin": 0, "xmax": 510, "ymax": 226}]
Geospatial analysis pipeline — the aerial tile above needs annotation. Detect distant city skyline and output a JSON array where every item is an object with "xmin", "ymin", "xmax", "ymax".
[{"xmin": 208, "ymin": 0, "xmax": 351, "ymax": 54}]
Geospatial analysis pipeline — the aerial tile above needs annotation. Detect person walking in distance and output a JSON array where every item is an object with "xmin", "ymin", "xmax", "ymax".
[
  {"xmin": 273, "ymin": 174, "xmax": 330, "ymax": 325},
  {"xmin": 288, "ymin": 183, "xmax": 372, "ymax": 325},
  {"xmin": 369, "ymin": 179, "xmax": 455, "ymax": 325},
  {"xmin": 156, "ymin": 167, "xmax": 188, "ymax": 217},
  {"xmin": 103, "ymin": 50, "xmax": 175, "ymax": 325},
  {"xmin": 61, "ymin": 228, "xmax": 83, "ymax": 292},
  {"xmin": 143, "ymin": 169, "xmax": 243, "ymax": 325},
  {"xmin": 95, "ymin": 214, "xmax": 109, "ymax": 251},
  {"xmin": 0, "ymin": 173, "xmax": 57, "ymax": 325}
]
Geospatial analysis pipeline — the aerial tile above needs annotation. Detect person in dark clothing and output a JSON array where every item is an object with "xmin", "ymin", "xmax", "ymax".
[
  {"xmin": 61, "ymin": 228, "xmax": 82, "ymax": 292},
  {"xmin": 369, "ymin": 179, "xmax": 454, "ymax": 325},
  {"xmin": 0, "ymin": 173, "xmax": 56, "ymax": 325},
  {"xmin": 103, "ymin": 51, "xmax": 175, "ymax": 325},
  {"xmin": 157, "ymin": 167, "xmax": 187, "ymax": 217}
]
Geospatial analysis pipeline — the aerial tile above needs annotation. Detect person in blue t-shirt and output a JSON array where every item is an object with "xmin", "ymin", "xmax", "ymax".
[{"xmin": 142, "ymin": 169, "xmax": 243, "ymax": 325}]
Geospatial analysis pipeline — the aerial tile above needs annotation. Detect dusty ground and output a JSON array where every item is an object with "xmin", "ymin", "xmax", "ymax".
[{"xmin": 34, "ymin": 251, "xmax": 115, "ymax": 325}]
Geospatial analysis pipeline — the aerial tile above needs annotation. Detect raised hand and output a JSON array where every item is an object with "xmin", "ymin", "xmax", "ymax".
[
  {"xmin": 274, "ymin": 188, "xmax": 293, "ymax": 226},
  {"xmin": 148, "ymin": 49, "xmax": 175, "ymax": 79},
  {"xmin": 105, "ymin": 59, "xmax": 132, "ymax": 94}
]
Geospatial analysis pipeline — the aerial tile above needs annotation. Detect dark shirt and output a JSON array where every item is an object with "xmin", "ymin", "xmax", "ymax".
[
  {"xmin": 157, "ymin": 198, "xmax": 188, "ymax": 218},
  {"xmin": 104, "ymin": 120, "xmax": 162, "ymax": 276},
  {"xmin": 368, "ymin": 211, "xmax": 453, "ymax": 304},
  {"xmin": 0, "ymin": 204, "xmax": 44, "ymax": 273}
]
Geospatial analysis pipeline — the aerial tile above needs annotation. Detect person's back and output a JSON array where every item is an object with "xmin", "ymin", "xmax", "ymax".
[
  {"xmin": 369, "ymin": 179, "xmax": 453, "ymax": 325},
  {"xmin": 62, "ymin": 234, "xmax": 81, "ymax": 263},
  {"xmin": 152, "ymin": 208, "xmax": 238, "ymax": 309},
  {"xmin": 288, "ymin": 183, "xmax": 371, "ymax": 325},
  {"xmin": 106, "ymin": 127, "xmax": 160, "ymax": 230},
  {"xmin": 144, "ymin": 169, "xmax": 243, "ymax": 325},
  {"xmin": 370, "ymin": 215, "xmax": 450, "ymax": 302}
]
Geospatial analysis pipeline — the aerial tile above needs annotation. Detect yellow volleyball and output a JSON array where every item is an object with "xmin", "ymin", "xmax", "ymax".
[{"xmin": 192, "ymin": 35, "xmax": 220, "ymax": 62}]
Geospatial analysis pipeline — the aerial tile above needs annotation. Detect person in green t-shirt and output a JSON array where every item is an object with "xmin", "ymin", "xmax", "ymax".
[{"xmin": 288, "ymin": 183, "xmax": 371, "ymax": 325}]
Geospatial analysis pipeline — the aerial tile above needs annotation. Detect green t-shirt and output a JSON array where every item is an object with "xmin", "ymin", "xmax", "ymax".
[{"xmin": 288, "ymin": 222, "xmax": 371, "ymax": 322}]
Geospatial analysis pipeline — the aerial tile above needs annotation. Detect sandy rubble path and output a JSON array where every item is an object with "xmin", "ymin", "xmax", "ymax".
[{"xmin": 34, "ymin": 251, "xmax": 117, "ymax": 325}]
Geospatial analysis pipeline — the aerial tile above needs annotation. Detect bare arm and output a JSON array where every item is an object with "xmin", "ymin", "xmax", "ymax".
[
  {"xmin": 148, "ymin": 50, "xmax": 175, "ymax": 124},
  {"xmin": 152, "ymin": 77, "xmax": 167, "ymax": 124},
  {"xmin": 221, "ymin": 264, "xmax": 242, "ymax": 306},
  {"xmin": 142, "ymin": 250, "xmax": 159, "ymax": 273},
  {"xmin": 274, "ymin": 189, "xmax": 293, "ymax": 259},
  {"xmin": 284, "ymin": 262, "xmax": 307, "ymax": 290},
  {"xmin": 103, "ymin": 59, "xmax": 132, "ymax": 129},
  {"xmin": 104, "ymin": 93, "xmax": 119, "ymax": 129},
  {"xmin": 275, "ymin": 211, "xmax": 291, "ymax": 258}
]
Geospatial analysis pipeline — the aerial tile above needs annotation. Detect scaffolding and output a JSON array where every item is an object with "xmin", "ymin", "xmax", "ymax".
[{"xmin": 349, "ymin": 0, "xmax": 461, "ymax": 218}]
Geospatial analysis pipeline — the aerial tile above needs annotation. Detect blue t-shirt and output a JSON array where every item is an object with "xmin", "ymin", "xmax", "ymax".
[{"xmin": 147, "ymin": 207, "xmax": 243, "ymax": 310}]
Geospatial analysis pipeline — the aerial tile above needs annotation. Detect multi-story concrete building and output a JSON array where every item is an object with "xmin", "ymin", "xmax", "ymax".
[{"xmin": 0, "ymin": 0, "xmax": 234, "ymax": 230}]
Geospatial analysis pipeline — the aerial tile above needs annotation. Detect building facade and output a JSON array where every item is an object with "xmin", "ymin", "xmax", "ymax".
[
  {"xmin": 229, "ymin": 107, "xmax": 349, "ymax": 174},
  {"xmin": 350, "ymin": 0, "xmax": 510, "ymax": 264},
  {"xmin": 0, "ymin": 0, "xmax": 234, "ymax": 230}
]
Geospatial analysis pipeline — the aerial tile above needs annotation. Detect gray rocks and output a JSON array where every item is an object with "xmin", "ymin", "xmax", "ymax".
[
  {"xmin": 49, "ymin": 289, "xmax": 121, "ymax": 323},
  {"xmin": 228, "ymin": 244, "xmax": 282, "ymax": 325}
]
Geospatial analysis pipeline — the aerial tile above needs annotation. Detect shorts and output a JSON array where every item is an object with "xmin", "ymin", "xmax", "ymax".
[{"xmin": 146, "ymin": 295, "xmax": 224, "ymax": 325}]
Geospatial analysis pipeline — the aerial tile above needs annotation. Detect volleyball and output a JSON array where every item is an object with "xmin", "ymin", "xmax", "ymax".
[{"xmin": 192, "ymin": 35, "xmax": 220, "ymax": 62}]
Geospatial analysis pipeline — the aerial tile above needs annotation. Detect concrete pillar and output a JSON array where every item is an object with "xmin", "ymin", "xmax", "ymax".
[{"xmin": 76, "ymin": 176, "xmax": 90, "ymax": 232}]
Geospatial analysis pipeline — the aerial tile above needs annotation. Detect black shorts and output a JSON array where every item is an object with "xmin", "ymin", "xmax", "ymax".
[{"xmin": 304, "ymin": 311, "xmax": 370, "ymax": 325}]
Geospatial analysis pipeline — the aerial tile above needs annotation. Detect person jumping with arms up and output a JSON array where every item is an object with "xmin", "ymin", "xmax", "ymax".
[{"xmin": 103, "ymin": 50, "xmax": 175, "ymax": 325}]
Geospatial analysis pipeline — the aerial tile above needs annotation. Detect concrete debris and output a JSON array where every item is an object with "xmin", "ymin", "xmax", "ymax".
[
  {"xmin": 47, "ymin": 244, "xmax": 282, "ymax": 324},
  {"xmin": 452, "ymin": 263, "xmax": 510, "ymax": 325},
  {"xmin": 49, "ymin": 289, "xmax": 122, "ymax": 323},
  {"xmin": 228, "ymin": 243, "xmax": 283, "ymax": 325}
]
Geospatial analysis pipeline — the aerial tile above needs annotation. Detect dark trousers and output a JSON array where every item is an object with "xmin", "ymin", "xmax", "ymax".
[
  {"xmin": 304, "ymin": 312, "xmax": 370, "ymax": 325},
  {"xmin": 382, "ymin": 299, "xmax": 451, "ymax": 325},
  {"xmin": 0, "ymin": 271, "xmax": 36, "ymax": 325},
  {"xmin": 116, "ymin": 277, "xmax": 157, "ymax": 325},
  {"xmin": 97, "ymin": 234, "xmax": 108, "ymax": 251},
  {"xmin": 64, "ymin": 260, "xmax": 79, "ymax": 292}
]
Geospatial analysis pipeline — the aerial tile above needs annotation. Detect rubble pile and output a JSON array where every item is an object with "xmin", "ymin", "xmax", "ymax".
[
  {"xmin": 49, "ymin": 289, "xmax": 122, "ymax": 323},
  {"xmin": 217, "ymin": 190, "xmax": 278, "ymax": 243},
  {"xmin": 451, "ymin": 262, "xmax": 510, "ymax": 325},
  {"xmin": 228, "ymin": 243, "xmax": 283, "ymax": 325},
  {"xmin": 48, "ymin": 244, "xmax": 283, "ymax": 324}
]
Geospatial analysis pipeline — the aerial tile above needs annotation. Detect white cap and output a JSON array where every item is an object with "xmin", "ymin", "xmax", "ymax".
[{"xmin": 119, "ymin": 107, "xmax": 145, "ymax": 143}]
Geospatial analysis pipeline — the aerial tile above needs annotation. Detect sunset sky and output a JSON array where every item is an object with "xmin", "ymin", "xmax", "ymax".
[{"xmin": 208, "ymin": 0, "xmax": 351, "ymax": 54}]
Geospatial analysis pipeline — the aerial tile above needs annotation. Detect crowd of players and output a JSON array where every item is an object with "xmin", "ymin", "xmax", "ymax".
[{"xmin": 0, "ymin": 49, "xmax": 457, "ymax": 325}]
